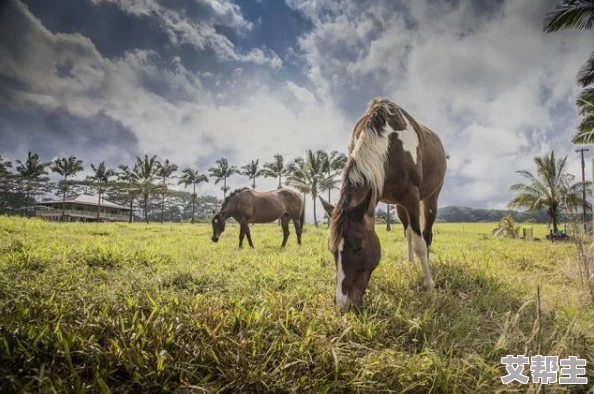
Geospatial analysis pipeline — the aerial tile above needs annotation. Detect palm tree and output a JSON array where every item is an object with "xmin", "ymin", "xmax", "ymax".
[
  {"xmin": 286, "ymin": 150, "xmax": 334, "ymax": 226},
  {"xmin": 50, "ymin": 156, "xmax": 84, "ymax": 220},
  {"xmin": 508, "ymin": 151, "xmax": 591, "ymax": 233},
  {"xmin": 573, "ymin": 97, "xmax": 594, "ymax": 143},
  {"xmin": 544, "ymin": 1, "xmax": 594, "ymax": 143},
  {"xmin": 262, "ymin": 154, "xmax": 288, "ymax": 189},
  {"xmin": 209, "ymin": 158, "xmax": 238, "ymax": 198},
  {"xmin": 544, "ymin": 0, "xmax": 594, "ymax": 88},
  {"xmin": 118, "ymin": 164, "xmax": 140, "ymax": 223},
  {"xmin": 87, "ymin": 161, "xmax": 116, "ymax": 219},
  {"xmin": 156, "ymin": 159, "xmax": 178, "ymax": 223},
  {"xmin": 178, "ymin": 168, "xmax": 209, "ymax": 224},
  {"xmin": 15, "ymin": 152, "xmax": 50, "ymax": 214},
  {"xmin": 0, "ymin": 155, "xmax": 12, "ymax": 178},
  {"xmin": 134, "ymin": 154, "xmax": 162, "ymax": 224},
  {"xmin": 241, "ymin": 159, "xmax": 264, "ymax": 189},
  {"xmin": 321, "ymin": 150, "xmax": 347, "ymax": 202}
]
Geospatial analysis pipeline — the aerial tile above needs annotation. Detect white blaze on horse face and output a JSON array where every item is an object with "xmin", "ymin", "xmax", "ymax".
[
  {"xmin": 396, "ymin": 119, "xmax": 419, "ymax": 165},
  {"xmin": 335, "ymin": 239, "xmax": 348, "ymax": 307}
]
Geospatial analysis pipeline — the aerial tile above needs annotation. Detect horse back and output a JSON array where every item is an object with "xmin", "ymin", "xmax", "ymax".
[{"xmin": 383, "ymin": 109, "xmax": 446, "ymax": 201}]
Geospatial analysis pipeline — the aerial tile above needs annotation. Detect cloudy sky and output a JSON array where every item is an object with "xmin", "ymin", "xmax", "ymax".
[{"xmin": 1, "ymin": 0, "xmax": 592, "ymax": 221}]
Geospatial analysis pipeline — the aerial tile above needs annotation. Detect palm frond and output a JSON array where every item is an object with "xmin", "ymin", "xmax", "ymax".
[
  {"xmin": 577, "ymin": 48, "xmax": 594, "ymax": 87},
  {"xmin": 572, "ymin": 113, "xmax": 594, "ymax": 143},
  {"xmin": 543, "ymin": 0, "xmax": 594, "ymax": 33}
]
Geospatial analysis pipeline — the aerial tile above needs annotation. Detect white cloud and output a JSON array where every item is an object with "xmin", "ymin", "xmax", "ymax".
[
  {"xmin": 288, "ymin": 0, "xmax": 594, "ymax": 209},
  {"xmin": 3, "ymin": 0, "xmax": 594, "ymax": 223},
  {"xmin": 0, "ymin": 1, "xmax": 349, "ymax": 221},
  {"xmin": 286, "ymin": 81, "xmax": 317, "ymax": 105},
  {"xmin": 90, "ymin": 0, "xmax": 282, "ymax": 69}
]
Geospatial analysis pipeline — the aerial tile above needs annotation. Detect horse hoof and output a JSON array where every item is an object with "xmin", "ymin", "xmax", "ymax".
[{"xmin": 423, "ymin": 280, "xmax": 435, "ymax": 292}]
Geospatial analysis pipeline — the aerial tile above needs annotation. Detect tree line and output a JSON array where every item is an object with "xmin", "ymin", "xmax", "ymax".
[{"xmin": 0, "ymin": 150, "xmax": 348, "ymax": 226}]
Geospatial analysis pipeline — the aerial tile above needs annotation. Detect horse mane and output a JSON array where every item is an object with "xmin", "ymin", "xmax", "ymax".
[
  {"xmin": 221, "ymin": 187, "xmax": 250, "ymax": 210},
  {"xmin": 329, "ymin": 97, "xmax": 399, "ymax": 253}
]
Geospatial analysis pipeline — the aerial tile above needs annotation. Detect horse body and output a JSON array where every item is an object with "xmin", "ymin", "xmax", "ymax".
[
  {"xmin": 211, "ymin": 187, "xmax": 305, "ymax": 248},
  {"xmin": 320, "ymin": 98, "xmax": 447, "ymax": 309}
]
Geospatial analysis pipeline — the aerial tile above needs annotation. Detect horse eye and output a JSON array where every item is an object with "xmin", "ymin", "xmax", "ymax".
[{"xmin": 353, "ymin": 246, "xmax": 362, "ymax": 254}]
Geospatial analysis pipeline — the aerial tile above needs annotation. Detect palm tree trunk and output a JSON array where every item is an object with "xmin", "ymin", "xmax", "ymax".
[
  {"xmin": 129, "ymin": 195, "xmax": 133, "ymax": 223},
  {"xmin": 551, "ymin": 209, "xmax": 558, "ymax": 233},
  {"xmin": 386, "ymin": 204, "xmax": 391, "ymax": 231},
  {"xmin": 25, "ymin": 183, "xmax": 31, "ymax": 218},
  {"xmin": 223, "ymin": 178, "xmax": 227, "ymax": 198},
  {"xmin": 252, "ymin": 177, "xmax": 256, "ymax": 189},
  {"xmin": 97, "ymin": 186, "xmax": 102, "ymax": 220},
  {"xmin": 313, "ymin": 193, "xmax": 318, "ymax": 227},
  {"xmin": 62, "ymin": 175, "xmax": 67, "ymax": 222},
  {"xmin": 144, "ymin": 196, "xmax": 149, "ymax": 224},
  {"xmin": 191, "ymin": 183, "xmax": 196, "ymax": 224},
  {"xmin": 161, "ymin": 192, "xmax": 165, "ymax": 224}
]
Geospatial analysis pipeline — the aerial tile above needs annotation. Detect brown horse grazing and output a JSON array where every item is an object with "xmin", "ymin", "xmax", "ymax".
[
  {"xmin": 211, "ymin": 187, "xmax": 305, "ymax": 248},
  {"xmin": 319, "ymin": 98, "xmax": 447, "ymax": 309}
]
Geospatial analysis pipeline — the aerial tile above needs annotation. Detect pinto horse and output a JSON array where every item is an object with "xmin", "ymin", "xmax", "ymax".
[
  {"xmin": 319, "ymin": 98, "xmax": 447, "ymax": 309},
  {"xmin": 211, "ymin": 187, "xmax": 305, "ymax": 248}
]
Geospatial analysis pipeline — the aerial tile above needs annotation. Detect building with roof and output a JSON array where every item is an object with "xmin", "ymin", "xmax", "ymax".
[{"xmin": 36, "ymin": 194, "xmax": 132, "ymax": 222}]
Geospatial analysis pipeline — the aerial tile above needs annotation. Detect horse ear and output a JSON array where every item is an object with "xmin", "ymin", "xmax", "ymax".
[
  {"xmin": 349, "ymin": 189, "xmax": 374, "ymax": 220},
  {"xmin": 319, "ymin": 196, "xmax": 335, "ymax": 217}
]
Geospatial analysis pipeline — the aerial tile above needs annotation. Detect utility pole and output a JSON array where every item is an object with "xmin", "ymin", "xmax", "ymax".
[{"xmin": 576, "ymin": 148, "xmax": 589, "ymax": 233}]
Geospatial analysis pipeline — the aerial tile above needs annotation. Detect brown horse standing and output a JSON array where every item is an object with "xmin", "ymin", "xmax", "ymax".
[
  {"xmin": 319, "ymin": 98, "xmax": 447, "ymax": 309},
  {"xmin": 211, "ymin": 187, "xmax": 305, "ymax": 248}
]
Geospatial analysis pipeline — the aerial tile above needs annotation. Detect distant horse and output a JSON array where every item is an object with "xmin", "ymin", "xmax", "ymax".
[
  {"xmin": 319, "ymin": 98, "xmax": 447, "ymax": 308},
  {"xmin": 211, "ymin": 187, "xmax": 305, "ymax": 248}
]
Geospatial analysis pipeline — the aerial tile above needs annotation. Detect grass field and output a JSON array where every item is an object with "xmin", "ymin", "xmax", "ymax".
[{"xmin": 0, "ymin": 217, "xmax": 593, "ymax": 393}]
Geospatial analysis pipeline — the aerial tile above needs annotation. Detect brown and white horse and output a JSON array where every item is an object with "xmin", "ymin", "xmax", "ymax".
[
  {"xmin": 319, "ymin": 98, "xmax": 447, "ymax": 309},
  {"xmin": 211, "ymin": 187, "xmax": 305, "ymax": 248}
]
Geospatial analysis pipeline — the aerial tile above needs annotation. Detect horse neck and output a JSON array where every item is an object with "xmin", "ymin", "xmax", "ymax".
[{"xmin": 220, "ymin": 198, "xmax": 236, "ymax": 220}]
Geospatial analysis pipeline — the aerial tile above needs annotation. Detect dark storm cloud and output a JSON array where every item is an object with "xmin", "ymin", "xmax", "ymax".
[
  {"xmin": 0, "ymin": 105, "xmax": 139, "ymax": 167},
  {"xmin": 24, "ymin": 0, "xmax": 171, "ymax": 60}
]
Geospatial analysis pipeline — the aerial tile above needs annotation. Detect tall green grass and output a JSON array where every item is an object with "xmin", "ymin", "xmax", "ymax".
[{"xmin": 0, "ymin": 217, "xmax": 592, "ymax": 393}]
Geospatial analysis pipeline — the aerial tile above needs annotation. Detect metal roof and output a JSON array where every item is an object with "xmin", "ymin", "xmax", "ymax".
[{"xmin": 38, "ymin": 194, "xmax": 130, "ymax": 210}]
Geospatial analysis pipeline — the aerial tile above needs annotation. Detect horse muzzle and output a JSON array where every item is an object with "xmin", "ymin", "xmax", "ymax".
[{"xmin": 211, "ymin": 236, "xmax": 219, "ymax": 243}]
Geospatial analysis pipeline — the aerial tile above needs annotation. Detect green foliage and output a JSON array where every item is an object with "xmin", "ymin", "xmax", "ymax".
[
  {"xmin": 241, "ymin": 159, "xmax": 264, "ymax": 189},
  {"xmin": 286, "ymin": 150, "xmax": 336, "ymax": 226},
  {"xmin": 544, "ymin": 1, "xmax": 594, "ymax": 144},
  {"xmin": 209, "ymin": 158, "xmax": 239, "ymax": 198},
  {"xmin": 0, "ymin": 218, "xmax": 592, "ymax": 393},
  {"xmin": 492, "ymin": 215, "xmax": 521, "ymax": 238},
  {"xmin": 437, "ymin": 206, "xmax": 554, "ymax": 223},
  {"xmin": 508, "ymin": 151, "xmax": 590, "ymax": 231},
  {"xmin": 262, "ymin": 154, "xmax": 288, "ymax": 189}
]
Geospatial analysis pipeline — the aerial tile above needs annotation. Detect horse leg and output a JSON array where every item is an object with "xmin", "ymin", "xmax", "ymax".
[
  {"xmin": 292, "ymin": 216, "xmax": 302, "ymax": 245},
  {"xmin": 238, "ymin": 222, "xmax": 246, "ymax": 249},
  {"xmin": 280, "ymin": 214, "xmax": 291, "ymax": 248},
  {"xmin": 244, "ymin": 223, "xmax": 255, "ymax": 248},
  {"xmin": 403, "ymin": 190, "xmax": 434, "ymax": 292},
  {"xmin": 396, "ymin": 205, "xmax": 413, "ymax": 263},
  {"xmin": 421, "ymin": 193, "xmax": 439, "ymax": 251}
]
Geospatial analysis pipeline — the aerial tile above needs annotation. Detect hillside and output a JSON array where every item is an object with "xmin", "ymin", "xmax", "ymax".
[{"xmin": 435, "ymin": 206, "xmax": 554, "ymax": 223}]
